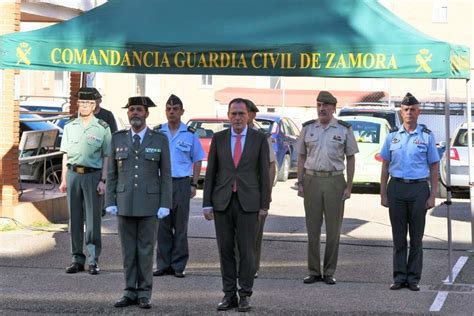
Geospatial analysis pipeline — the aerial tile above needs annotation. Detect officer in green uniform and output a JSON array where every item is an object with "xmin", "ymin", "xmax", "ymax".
[
  {"xmin": 106, "ymin": 96, "xmax": 172, "ymax": 309},
  {"xmin": 296, "ymin": 91, "xmax": 358, "ymax": 285},
  {"xmin": 59, "ymin": 87, "xmax": 112, "ymax": 275}
]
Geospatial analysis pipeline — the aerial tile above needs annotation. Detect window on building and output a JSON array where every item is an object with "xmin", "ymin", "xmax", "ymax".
[
  {"xmin": 135, "ymin": 74, "xmax": 146, "ymax": 95},
  {"xmin": 431, "ymin": 79, "xmax": 445, "ymax": 93},
  {"xmin": 270, "ymin": 76, "xmax": 281, "ymax": 89},
  {"xmin": 432, "ymin": 1, "xmax": 448, "ymax": 23},
  {"xmin": 201, "ymin": 75, "xmax": 213, "ymax": 87}
]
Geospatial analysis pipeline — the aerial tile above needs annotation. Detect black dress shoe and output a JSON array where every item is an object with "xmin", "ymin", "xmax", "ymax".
[
  {"xmin": 390, "ymin": 282, "xmax": 404, "ymax": 290},
  {"xmin": 174, "ymin": 271, "xmax": 186, "ymax": 278},
  {"xmin": 254, "ymin": 271, "xmax": 258, "ymax": 278},
  {"xmin": 88, "ymin": 264, "xmax": 100, "ymax": 275},
  {"xmin": 323, "ymin": 276, "xmax": 336, "ymax": 285},
  {"xmin": 408, "ymin": 283, "xmax": 420, "ymax": 291},
  {"xmin": 153, "ymin": 267, "xmax": 174, "ymax": 276},
  {"xmin": 217, "ymin": 296, "xmax": 238, "ymax": 311},
  {"xmin": 138, "ymin": 297, "xmax": 151, "ymax": 309},
  {"xmin": 65, "ymin": 263, "xmax": 84, "ymax": 274},
  {"xmin": 114, "ymin": 296, "xmax": 137, "ymax": 308},
  {"xmin": 238, "ymin": 296, "xmax": 251, "ymax": 312},
  {"xmin": 303, "ymin": 275, "xmax": 323, "ymax": 284}
]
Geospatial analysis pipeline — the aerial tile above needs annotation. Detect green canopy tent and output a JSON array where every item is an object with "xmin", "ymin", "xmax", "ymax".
[
  {"xmin": 0, "ymin": 0, "xmax": 469, "ymax": 78},
  {"xmin": 0, "ymin": 0, "xmax": 472, "ymax": 283}
]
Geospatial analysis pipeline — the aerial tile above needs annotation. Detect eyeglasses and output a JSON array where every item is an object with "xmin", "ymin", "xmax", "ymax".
[{"xmin": 78, "ymin": 102, "xmax": 95, "ymax": 108}]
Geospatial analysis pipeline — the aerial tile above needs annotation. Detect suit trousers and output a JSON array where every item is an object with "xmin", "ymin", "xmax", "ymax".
[
  {"xmin": 156, "ymin": 177, "xmax": 191, "ymax": 272},
  {"xmin": 303, "ymin": 174, "xmax": 346, "ymax": 277},
  {"xmin": 214, "ymin": 193, "xmax": 258, "ymax": 298},
  {"xmin": 118, "ymin": 215, "xmax": 157, "ymax": 300},
  {"xmin": 387, "ymin": 179, "xmax": 429, "ymax": 284},
  {"xmin": 66, "ymin": 170, "xmax": 102, "ymax": 265}
]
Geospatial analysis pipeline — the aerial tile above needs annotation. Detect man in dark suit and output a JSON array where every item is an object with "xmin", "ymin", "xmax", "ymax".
[
  {"xmin": 106, "ymin": 96, "xmax": 172, "ymax": 309},
  {"xmin": 203, "ymin": 98, "xmax": 270, "ymax": 312}
]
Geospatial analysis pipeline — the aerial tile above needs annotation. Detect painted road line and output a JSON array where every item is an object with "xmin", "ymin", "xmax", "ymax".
[
  {"xmin": 429, "ymin": 291, "xmax": 449, "ymax": 312},
  {"xmin": 443, "ymin": 256, "xmax": 468, "ymax": 283}
]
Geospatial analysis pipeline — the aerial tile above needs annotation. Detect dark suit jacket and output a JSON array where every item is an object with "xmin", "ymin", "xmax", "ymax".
[
  {"xmin": 203, "ymin": 128, "xmax": 270, "ymax": 212},
  {"xmin": 106, "ymin": 128, "xmax": 172, "ymax": 216}
]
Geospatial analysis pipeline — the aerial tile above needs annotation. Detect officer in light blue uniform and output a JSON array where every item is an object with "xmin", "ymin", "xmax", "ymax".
[
  {"xmin": 153, "ymin": 94, "xmax": 205, "ymax": 278},
  {"xmin": 380, "ymin": 92, "xmax": 439, "ymax": 292}
]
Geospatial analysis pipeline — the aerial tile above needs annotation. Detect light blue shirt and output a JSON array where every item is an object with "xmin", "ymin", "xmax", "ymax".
[
  {"xmin": 231, "ymin": 126, "xmax": 248, "ymax": 158},
  {"xmin": 380, "ymin": 124, "xmax": 440, "ymax": 179},
  {"xmin": 159, "ymin": 122, "xmax": 205, "ymax": 178}
]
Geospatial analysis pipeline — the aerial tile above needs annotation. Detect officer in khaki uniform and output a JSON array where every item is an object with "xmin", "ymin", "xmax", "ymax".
[
  {"xmin": 106, "ymin": 96, "xmax": 172, "ymax": 309},
  {"xmin": 296, "ymin": 91, "xmax": 358, "ymax": 285},
  {"xmin": 59, "ymin": 87, "xmax": 112, "ymax": 275}
]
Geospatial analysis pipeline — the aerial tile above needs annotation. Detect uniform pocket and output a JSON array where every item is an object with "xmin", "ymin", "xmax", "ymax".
[
  {"xmin": 115, "ymin": 151, "xmax": 129, "ymax": 160},
  {"xmin": 144, "ymin": 152, "xmax": 160, "ymax": 162},
  {"xmin": 390, "ymin": 143, "xmax": 402, "ymax": 151}
]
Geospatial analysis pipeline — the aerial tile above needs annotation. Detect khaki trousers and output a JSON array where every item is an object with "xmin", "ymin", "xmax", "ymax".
[{"xmin": 303, "ymin": 174, "xmax": 346, "ymax": 277}]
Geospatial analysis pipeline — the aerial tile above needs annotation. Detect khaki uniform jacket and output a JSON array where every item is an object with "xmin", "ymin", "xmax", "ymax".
[
  {"xmin": 203, "ymin": 128, "xmax": 270, "ymax": 212},
  {"xmin": 106, "ymin": 128, "xmax": 172, "ymax": 216}
]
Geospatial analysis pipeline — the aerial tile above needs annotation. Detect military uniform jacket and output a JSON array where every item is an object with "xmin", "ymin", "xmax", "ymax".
[{"xmin": 106, "ymin": 128, "xmax": 172, "ymax": 217}]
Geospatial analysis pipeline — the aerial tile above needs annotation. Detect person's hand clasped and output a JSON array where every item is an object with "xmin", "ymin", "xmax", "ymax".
[
  {"xmin": 157, "ymin": 207, "xmax": 170, "ymax": 219},
  {"xmin": 97, "ymin": 181, "xmax": 106, "ymax": 195}
]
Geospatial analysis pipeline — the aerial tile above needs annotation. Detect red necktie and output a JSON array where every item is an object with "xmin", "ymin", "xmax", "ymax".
[{"xmin": 233, "ymin": 134, "xmax": 242, "ymax": 192}]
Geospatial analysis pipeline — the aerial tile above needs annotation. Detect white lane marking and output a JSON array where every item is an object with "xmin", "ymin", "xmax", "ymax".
[
  {"xmin": 429, "ymin": 256, "xmax": 469, "ymax": 312},
  {"xmin": 429, "ymin": 291, "xmax": 449, "ymax": 312},
  {"xmin": 443, "ymin": 256, "xmax": 468, "ymax": 283}
]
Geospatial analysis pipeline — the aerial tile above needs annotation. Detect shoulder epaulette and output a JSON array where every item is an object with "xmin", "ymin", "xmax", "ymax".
[
  {"xmin": 64, "ymin": 118, "xmax": 77, "ymax": 126},
  {"xmin": 98, "ymin": 119, "xmax": 109, "ymax": 129},
  {"xmin": 152, "ymin": 128, "xmax": 166, "ymax": 136},
  {"xmin": 302, "ymin": 119, "xmax": 316, "ymax": 127},
  {"xmin": 114, "ymin": 129, "xmax": 128, "ymax": 135},
  {"xmin": 390, "ymin": 126, "xmax": 399, "ymax": 133},
  {"xmin": 422, "ymin": 126, "xmax": 432, "ymax": 134},
  {"xmin": 153, "ymin": 124, "xmax": 162, "ymax": 130},
  {"xmin": 187, "ymin": 126, "xmax": 196, "ymax": 133},
  {"xmin": 337, "ymin": 120, "xmax": 351, "ymax": 128}
]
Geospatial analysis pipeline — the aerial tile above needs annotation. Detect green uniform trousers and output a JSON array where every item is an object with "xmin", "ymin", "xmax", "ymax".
[
  {"xmin": 66, "ymin": 169, "xmax": 102, "ymax": 265},
  {"xmin": 118, "ymin": 215, "xmax": 157, "ymax": 300},
  {"xmin": 303, "ymin": 174, "xmax": 346, "ymax": 277}
]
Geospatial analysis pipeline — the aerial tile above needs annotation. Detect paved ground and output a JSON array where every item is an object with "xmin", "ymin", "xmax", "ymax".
[{"xmin": 1, "ymin": 181, "xmax": 473, "ymax": 315}]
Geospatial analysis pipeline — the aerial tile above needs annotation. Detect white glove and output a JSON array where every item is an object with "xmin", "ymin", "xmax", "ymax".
[
  {"xmin": 105, "ymin": 206, "xmax": 118, "ymax": 216},
  {"xmin": 157, "ymin": 207, "xmax": 170, "ymax": 219}
]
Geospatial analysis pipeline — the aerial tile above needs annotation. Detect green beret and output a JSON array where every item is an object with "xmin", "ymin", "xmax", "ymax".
[
  {"xmin": 123, "ymin": 96, "xmax": 156, "ymax": 108},
  {"xmin": 401, "ymin": 92, "xmax": 419, "ymax": 106},
  {"xmin": 245, "ymin": 99, "xmax": 259, "ymax": 113},
  {"xmin": 77, "ymin": 87, "xmax": 101, "ymax": 100},
  {"xmin": 317, "ymin": 91, "xmax": 337, "ymax": 105}
]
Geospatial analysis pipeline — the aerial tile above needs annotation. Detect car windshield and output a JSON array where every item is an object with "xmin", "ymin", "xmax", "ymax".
[
  {"xmin": 339, "ymin": 110, "xmax": 396, "ymax": 128},
  {"xmin": 255, "ymin": 119, "xmax": 274, "ymax": 133},
  {"xmin": 346, "ymin": 120, "xmax": 381, "ymax": 144},
  {"xmin": 453, "ymin": 129, "xmax": 474, "ymax": 147},
  {"xmin": 188, "ymin": 121, "xmax": 230, "ymax": 138}
]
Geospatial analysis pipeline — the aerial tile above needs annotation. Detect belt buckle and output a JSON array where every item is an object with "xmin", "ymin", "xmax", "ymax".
[
  {"xmin": 318, "ymin": 171, "xmax": 330, "ymax": 177},
  {"xmin": 76, "ymin": 166, "xmax": 85, "ymax": 174}
]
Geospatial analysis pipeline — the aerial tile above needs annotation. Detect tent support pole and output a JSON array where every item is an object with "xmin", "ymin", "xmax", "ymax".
[
  {"xmin": 443, "ymin": 79, "xmax": 453, "ymax": 284},
  {"xmin": 467, "ymin": 79, "xmax": 474, "ymax": 252}
]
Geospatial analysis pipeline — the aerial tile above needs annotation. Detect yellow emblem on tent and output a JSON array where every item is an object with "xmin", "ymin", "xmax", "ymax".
[
  {"xmin": 16, "ymin": 42, "xmax": 31, "ymax": 65},
  {"xmin": 416, "ymin": 49, "xmax": 432, "ymax": 73}
]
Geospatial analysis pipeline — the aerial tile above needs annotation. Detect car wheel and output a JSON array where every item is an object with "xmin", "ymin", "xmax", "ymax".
[
  {"xmin": 437, "ymin": 182, "xmax": 447, "ymax": 199},
  {"xmin": 43, "ymin": 163, "xmax": 62, "ymax": 185},
  {"xmin": 277, "ymin": 154, "xmax": 290, "ymax": 182}
]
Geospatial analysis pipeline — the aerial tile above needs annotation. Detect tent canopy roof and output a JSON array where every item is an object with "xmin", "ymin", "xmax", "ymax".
[{"xmin": 0, "ymin": 0, "xmax": 469, "ymax": 78}]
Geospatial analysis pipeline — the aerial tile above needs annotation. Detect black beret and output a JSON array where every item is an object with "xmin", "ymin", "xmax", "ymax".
[
  {"xmin": 317, "ymin": 91, "xmax": 337, "ymax": 105},
  {"xmin": 166, "ymin": 94, "xmax": 183, "ymax": 107},
  {"xmin": 401, "ymin": 93, "xmax": 419, "ymax": 106},
  {"xmin": 123, "ymin": 96, "xmax": 156, "ymax": 108},
  {"xmin": 245, "ymin": 99, "xmax": 259, "ymax": 113},
  {"xmin": 77, "ymin": 87, "xmax": 101, "ymax": 100}
]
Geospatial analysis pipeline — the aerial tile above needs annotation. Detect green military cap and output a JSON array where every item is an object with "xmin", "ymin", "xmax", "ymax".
[
  {"xmin": 245, "ymin": 99, "xmax": 259, "ymax": 113},
  {"xmin": 401, "ymin": 92, "xmax": 419, "ymax": 106},
  {"xmin": 123, "ymin": 96, "xmax": 156, "ymax": 108},
  {"xmin": 166, "ymin": 94, "xmax": 183, "ymax": 107},
  {"xmin": 317, "ymin": 91, "xmax": 337, "ymax": 105},
  {"xmin": 77, "ymin": 87, "xmax": 102, "ymax": 100}
]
